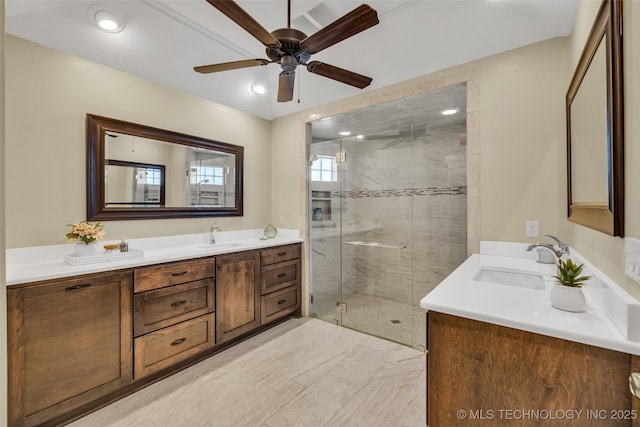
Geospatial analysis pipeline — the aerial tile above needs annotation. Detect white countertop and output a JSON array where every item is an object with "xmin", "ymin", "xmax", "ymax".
[
  {"xmin": 420, "ymin": 242, "xmax": 640, "ymax": 355},
  {"xmin": 6, "ymin": 229, "xmax": 303, "ymax": 286}
]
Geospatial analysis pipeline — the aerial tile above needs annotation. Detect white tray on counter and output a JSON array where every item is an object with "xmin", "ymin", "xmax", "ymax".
[{"xmin": 64, "ymin": 248, "xmax": 144, "ymax": 266}]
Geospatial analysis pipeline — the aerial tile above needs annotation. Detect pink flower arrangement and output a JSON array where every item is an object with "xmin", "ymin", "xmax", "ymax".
[{"xmin": 65, "ymin": 221, "xmax": 105, "ymax": 244}]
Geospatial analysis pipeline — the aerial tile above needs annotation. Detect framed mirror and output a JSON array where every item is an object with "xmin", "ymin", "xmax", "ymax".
[
  {"xmin": 87, "ymin": 114, "xmax": 244, "ymax": 220},
  {"xmin": 566, "ymin": 0, "xmax": 623, "ymax": 236}
]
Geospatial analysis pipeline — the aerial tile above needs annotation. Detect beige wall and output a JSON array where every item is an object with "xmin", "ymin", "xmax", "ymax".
[
  {"xmin": 567, "ymin": 0, "xmax": 640, "ymax": 300},
  {"xmin": 5, "ymin": 35, "xmax": 273, "ymax": 248},
  {"xmin": 1, "ymin": 2, "xmax": 7, "ymax": 426}
]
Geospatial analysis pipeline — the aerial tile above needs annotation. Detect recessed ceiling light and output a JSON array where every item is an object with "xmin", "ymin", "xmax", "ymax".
[
  {"xmin": 440, "ymin": 108, "xmax": 460, "ymax": 116},
  {"xmin": 89, "ymin": 4, "xmax": 124, "ymax": 33},
  {"xmin": 356, "ymin": 135, "xmax": 364, "ymax": 140},
  {"xmin": 338, "ymin": 131, "xmax": 351, "ymax": 136},
  {"xmin": 250, "ymin": 83, "xmax": 266, "ymax": 95}
]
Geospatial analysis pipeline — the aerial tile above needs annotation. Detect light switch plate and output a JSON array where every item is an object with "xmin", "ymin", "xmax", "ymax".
[{"xmin": 625, "ymin": 237, "xmax": 640, "ymax": 283}]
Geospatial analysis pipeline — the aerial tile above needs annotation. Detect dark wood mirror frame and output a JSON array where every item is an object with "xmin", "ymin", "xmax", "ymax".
[
  {"xmin": 566, "ymin": 0, "xmax": 624, "ymax": 237},
  {"xmin": 87, "ymin": 114, "xmax": 244, "ymax": 220}
]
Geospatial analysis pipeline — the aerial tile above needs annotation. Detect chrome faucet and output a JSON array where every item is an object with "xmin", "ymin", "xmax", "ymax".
[
  {"xmin": 210, "ymin": 223, "xmax": 222, "ymax": 244},
  {"xmin": 526, "ymin": 234, "xmax": 569, "ymax": 264},
  {"xmin": 543, "ymin": 234, "xmax": 569, "ymax": 257}
]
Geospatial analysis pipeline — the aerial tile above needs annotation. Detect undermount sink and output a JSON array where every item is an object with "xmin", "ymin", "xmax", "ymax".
[
  {"xmin": 473, "ymin": 266, "xmax": 546, "ymax": 290},
  {"xmin": 197, "ymin": 242, "xmax": 246, "ymax": 250}
]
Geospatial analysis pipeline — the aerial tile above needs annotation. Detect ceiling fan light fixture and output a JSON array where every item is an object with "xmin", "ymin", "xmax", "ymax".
[{"xmin": 89, "ymin": 5, "xmax": 124, "ymax": 33}]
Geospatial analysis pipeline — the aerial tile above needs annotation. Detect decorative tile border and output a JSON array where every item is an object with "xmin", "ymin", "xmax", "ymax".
[{"xmin": 333, "ymin": 186, "xmax": 467, "ymax": 199}]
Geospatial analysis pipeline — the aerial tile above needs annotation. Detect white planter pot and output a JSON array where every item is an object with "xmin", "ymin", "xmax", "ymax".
[
  {"xmin": 550, "ymin": 283, "xmax": 586, "ymax": 312},
  {"xmin": 73, "ymin": 242, "xmax": 97, "ymax": 257}
]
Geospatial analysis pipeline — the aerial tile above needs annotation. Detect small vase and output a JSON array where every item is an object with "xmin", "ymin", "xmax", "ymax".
[
  {"xmin": 73, "ymin": 242, "xmax": 97, "ymax": 257},
  {"xmin": 264, "ymin": 224, "xmax": 277, "ymax": 239},
  {"xmin": 550, "ymin": 282, "xmax": 586, "ymax": 312},
  {"xmin": 312, "ymin": 208, "xmax": 323, "ymax": 221}
]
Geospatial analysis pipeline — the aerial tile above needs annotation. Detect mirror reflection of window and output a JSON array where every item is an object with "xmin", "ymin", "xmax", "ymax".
[{"xmin": 186, "ymin": 149, "xmax": 235, "ymax": 207}]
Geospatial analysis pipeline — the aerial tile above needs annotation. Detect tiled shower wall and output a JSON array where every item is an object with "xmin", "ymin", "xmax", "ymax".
[{"xmin": 340, "ymin": 123, "xmax": 467, "ymax": 306}]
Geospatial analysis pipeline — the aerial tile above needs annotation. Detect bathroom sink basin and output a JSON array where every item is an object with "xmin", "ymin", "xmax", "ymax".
[
  {"xmin": 473, "ymin": 266, "xmax": 545, "ymax": 290},
  {"xmin": 197, "ymin": 242, "xmax": 246, "ymax": 251}
]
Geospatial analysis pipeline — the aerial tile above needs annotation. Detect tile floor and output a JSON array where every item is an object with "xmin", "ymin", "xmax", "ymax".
[{"xmin": 68, "ymin": 318, "xmax": 427, "ymax": 427}]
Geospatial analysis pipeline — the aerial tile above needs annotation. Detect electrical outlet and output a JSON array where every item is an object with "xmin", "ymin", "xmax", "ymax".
[{"xmin": 526, "ymin": 221, "xmax": 539, "ymax": 238}]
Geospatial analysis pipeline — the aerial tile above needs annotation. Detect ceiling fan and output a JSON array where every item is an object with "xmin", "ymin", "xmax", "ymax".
[{"xmin": 194, "ymin": 0, "xmax": 379, "ymax": 102}]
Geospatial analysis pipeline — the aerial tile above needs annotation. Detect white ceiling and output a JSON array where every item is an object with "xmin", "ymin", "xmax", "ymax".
[{"xmin": 5, "ymin": 0, "xmax": 578, "ymax": 121}]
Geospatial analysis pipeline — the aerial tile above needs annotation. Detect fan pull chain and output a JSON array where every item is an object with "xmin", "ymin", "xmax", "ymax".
[{"xmin": 297, "ymin": 70, "xmax": 301, "ymax": 103}]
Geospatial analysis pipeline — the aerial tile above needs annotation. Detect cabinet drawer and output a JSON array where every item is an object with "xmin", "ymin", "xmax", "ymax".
[
  {"xmin": 261, "ymin": 259, "xmax": 300, "ymax": 295},
  {"xmin": 261, "ymin": 285, "xmax": 300, "ymax": 324},
  {"xmin": 134, "ymin": 258, "xmax": 215, "ymax": 293},
  {"xmin": 134, "ymin": 278, "xmax": 214, "ymax": 336},
  {"xmin": 260, "ymin": 244, "xmax": 301, "ymax": 266},
  {"xmin": 134, "ymin": 313, "xmax": 215, "ymax": 378}
]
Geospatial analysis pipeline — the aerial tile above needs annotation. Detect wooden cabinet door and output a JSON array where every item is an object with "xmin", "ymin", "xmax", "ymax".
[
  {"xmin": 8, "ymin": 270, "xmax": 133, "ymax": 427},
  {"xmin": 216, "ymin": 250, "xmax": 261, "ymax": 344},
  {"xmin": 428, "ymin": 311, "xmax": 635, "ymax": 427}
]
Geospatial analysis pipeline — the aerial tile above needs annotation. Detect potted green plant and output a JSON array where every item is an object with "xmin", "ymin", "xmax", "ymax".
[{"xmin": 550, "ymin": 258, "xmax": 591, "ymax": 312}]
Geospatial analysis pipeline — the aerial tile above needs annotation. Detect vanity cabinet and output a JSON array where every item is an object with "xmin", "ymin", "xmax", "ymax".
[
  {"xmin": 215, "ymin": 250, "xmax": 261, "ymax": 344},
  {"xmin": 427, "ymin": 311, "xmax": 639, "ymax": 426},
  {"xmin": 260, "ymin": 244, "xmax": 302, "ymax": 324},
  {"xmin": 7, "ymin": 271, "xmax": 133, "ymax": 427},
  {"xmin": 7, "ymin": 242, "xmax": 302, "ymax": 426},
  {"xmin": 133, "ymin": 258, "xmax": 216, "ymax": 378}
]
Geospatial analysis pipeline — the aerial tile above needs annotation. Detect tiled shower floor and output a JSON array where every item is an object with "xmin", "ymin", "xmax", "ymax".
[{"xmin": 312, "ymin": 292, "xmax": 428, "ymax": 350}]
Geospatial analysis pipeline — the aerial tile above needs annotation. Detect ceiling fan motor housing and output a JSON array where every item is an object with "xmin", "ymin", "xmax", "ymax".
[{"xmin": 267, "ymin": 28, "xmax": 311, "ymax": 65}]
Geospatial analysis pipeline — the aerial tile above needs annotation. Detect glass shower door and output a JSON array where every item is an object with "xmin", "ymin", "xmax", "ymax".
[{"xmin": 338, "ymin": 135, "xmax": 415, "ymax": 346}]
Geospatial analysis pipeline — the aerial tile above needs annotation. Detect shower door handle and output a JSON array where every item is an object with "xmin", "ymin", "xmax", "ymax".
[{"xmin": 344, "ymin": 241, "xmax": 407, "ymax": 249}]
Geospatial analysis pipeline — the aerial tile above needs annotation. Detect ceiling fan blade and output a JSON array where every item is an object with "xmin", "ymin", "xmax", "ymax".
[
  {"xmin": 306, "ymin": 61, "xmax": 372, "ymax": 89},
  {"xmin": 278, "ymin": 71, "xmax": 295, "ymax": 102},
  {"xmin": 300, "ymin": 4, "xmax": 379, "ymax": 54},
  {"xmin": 194, "ymin": 59, "xmax": 270, "ymax": 74},
  {"xmin": 206, "ymin": 0, "xmax": 282, "ymax": 50}
]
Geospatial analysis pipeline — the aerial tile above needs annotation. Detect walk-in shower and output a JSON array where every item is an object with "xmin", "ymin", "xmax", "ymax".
[{"xmin": 308, "ymin": 83, "xmax": 468, "ymax": 349}]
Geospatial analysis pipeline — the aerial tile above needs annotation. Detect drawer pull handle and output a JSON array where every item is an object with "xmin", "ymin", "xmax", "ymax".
[
  {"xmin": 218, "ymin": 264, "xmax": 224, "ymax": 270},
  {"xmin": 170, "ymin": 300, "xmax": 187, "ymax": 308},
  {"xmin": 65, "ymin": 284, "xmax": 91, "ymax": 291},
  {"xmin": 277, "ymin": 299, "xmax": 287, "ymax": 305},
  {"xmin": 171, "ymin": 271, "xmax": 188, "ymax": 277},
  {"xmin": 277, "ymin": 252, "xmax": 288, "ymax": 256},
  {"xmin": 277, "ymin": 273, "xmax": 287, "ymax": 278},
  {"xmin": 171, "ymin": 338, "xmax": 187, "ymax": 346}
]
